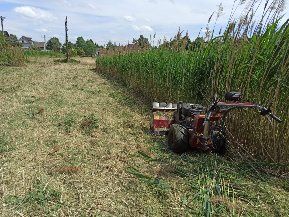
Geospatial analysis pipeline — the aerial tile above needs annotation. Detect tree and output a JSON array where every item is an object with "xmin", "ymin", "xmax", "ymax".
[
  {"xmin": 75, "ymin": 37, "xmax": 86, "ymax": 56},
  {"xmin": 106, "ymin": 40, "xmax": 115, "ymax": 50},
  {"xmin": 76, "ymin": 37, "xmax": 85, "ymax": 49},
  {"xmin": 84, "ymin": 39, "xmax": 97, "ymax": 57},
  {"xmin": 75, "ymin": 37, "xmax": 101, "ymax": 56},
  {"xmin": 7, "ymin": 34, "xmax": 19, "ymax": 46},
  {"xmin": 62, "ymin": 41, "xmax": 77, "ymax": 56},
  {"xmin": 46, "ymin": 37, "xmax": 62, "ymax": 52},
  {"xmin": 133, "ymin": 35, "xmax": 150, "ymax": 48}
]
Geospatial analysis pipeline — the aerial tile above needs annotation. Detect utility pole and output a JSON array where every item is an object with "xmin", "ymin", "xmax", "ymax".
[
  {"xmin": 65, "ymin": 16, "xmax": 69, "ymax": 62},
  {"xmin": 1, "ymin": 16, "xmax": 6, "ymax": 35},
  {"xmin": 43, "ymin": 35, "xmax": 46, "ymax": 51}
]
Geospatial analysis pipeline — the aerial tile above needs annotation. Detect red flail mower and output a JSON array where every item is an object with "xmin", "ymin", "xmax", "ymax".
[{"xmin": 151, "ymin": 92, "xmax": 282, "ymax": 154}]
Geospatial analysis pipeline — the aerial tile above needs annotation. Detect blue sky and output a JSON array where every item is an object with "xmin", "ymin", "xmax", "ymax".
[{"xmin": 0, "ymin": 0, "xmax": 288, "ymax": 45}]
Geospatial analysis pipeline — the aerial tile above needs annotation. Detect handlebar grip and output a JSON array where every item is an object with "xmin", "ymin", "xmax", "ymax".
[{"xmin": 269, "ymin": 113, "xmax": 282, "ymax": 123}]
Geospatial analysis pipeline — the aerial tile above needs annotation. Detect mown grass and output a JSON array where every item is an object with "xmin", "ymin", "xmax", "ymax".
[
  {"xmin": 1, "ymin": 57, "xmax": 288, "ymax": 216},
  {"xmin": 96, "ymin": 1, "xmax": 289, "ymax": 164}
]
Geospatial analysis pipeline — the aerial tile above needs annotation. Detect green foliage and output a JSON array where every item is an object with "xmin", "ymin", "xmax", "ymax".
[
  {"xmin": 106, "ymin": 40, "xmax": 115, "ymax": 50},
  {"xmin": 5, "ymin": 180, "xmax": 62, "ymax": 207},
  {"xmin": 7, "ymin": 34, "xmax": 20, "ymax": 46},
  {"xmin": 58, "ymin": 114, "xmax": 76, "ymax": 133},
  {"xmin": 74, "ymin": 37, "xmax": 100, "ymax": 56},
  {"xmin": 133, "ymin": 35, "xmax": 151, "ymax": 48},
  {"xmin": 76, "ymin": 36, "xmax": 86, "ymax": 55},
  {"xmin": 61, "ymin": 41, "xmax": 78, "ymax": 57},
  {"xmin": 127, "ymin": 167, "xmax": 170, "ymax": 199},
  {"xmin": 46, "ymin": 37, "xmax": 62, "ymax": 52},
  {"xmin": 96, "ymin": 20, "xmax": 289, "ymax": 163},
  {"xmin": 0, "ymin": 34, "xmax": 25, "ymax": 66},
  {"xmin": 24, "ymin": 50, "xmax": 64, "ymax": 58},
  {"xmin": 85, "ymin": 39, "xmax": 97, "ymax": 56}
]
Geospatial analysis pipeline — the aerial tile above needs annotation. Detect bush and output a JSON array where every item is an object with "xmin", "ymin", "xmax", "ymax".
[{"xmin": 0, "ymin": 35, "xmax": 25, "ymax": 66}]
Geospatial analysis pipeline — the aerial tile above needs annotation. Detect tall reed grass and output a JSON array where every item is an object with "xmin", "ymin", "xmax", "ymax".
[{"xmin": 96, "ymin": 0, "xmax": 289, "ymax": 164}]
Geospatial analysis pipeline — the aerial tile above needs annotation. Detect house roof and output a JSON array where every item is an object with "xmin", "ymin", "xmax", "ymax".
[
  {"xmin": 20, "ymin": 36, "xmax": 33, "ymax": 42},
  {"xmin": 33, "ymin": 41, "xmax": 45, "ymax": 48}
]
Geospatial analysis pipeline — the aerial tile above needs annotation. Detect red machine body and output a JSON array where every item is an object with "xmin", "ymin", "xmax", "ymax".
[
  {"xmin": 151, "ymin": 104, "xmax": 176, "ymax": 135},
  {"xmin": 151, "ymin": 93, "xmax": 282, "ymax": 154}
]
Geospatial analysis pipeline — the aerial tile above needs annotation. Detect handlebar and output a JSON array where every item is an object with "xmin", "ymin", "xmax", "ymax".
[
  {"xmin": 209, "ymin": 100, "xmax": 283, "ymax": 124},
  {"xmin": 260, "ymin": 106, "xmax": 282, "ymax": 123},
  {"xmin": 268, "ymin": 112, "xmax": 282, "ymax": 123}
]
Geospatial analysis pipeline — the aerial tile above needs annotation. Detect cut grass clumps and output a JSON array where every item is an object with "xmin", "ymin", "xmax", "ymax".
[
  {"xmin": 4, "ymin": 180, "xmax": 62, "ymax": 211},
  {"xmin": 25, "ymin": 106, "xmax": 45, "ymax": 119},
  {"xmin": 58, "ymin": 113, "xmax": 76, "ymax": 134},
  {"xmin": 0, "ymin": 134, "xmax": 13, "ymax": 153},
  {"xmin": 54, "ymin": 166, "xmax": 80, "ymax": 174},
  {"xmin": 127, "ymin": 167, "xmax": 170, "ymax": 200},
  {"xmin": 80, "ymin": 114, "xmax": 99, "ymax": 136},
  {"xmin": 54, "ymin": 58, "xmax": 80, "ymax": 64},
  {"xmin": 57, "ymin": 113, "xmax": 99, "ymax": 135}
]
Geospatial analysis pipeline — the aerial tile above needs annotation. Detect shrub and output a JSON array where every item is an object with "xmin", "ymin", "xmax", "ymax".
[{"xmin": 0, "ymin": 35, "xmax": 25, "ymax": 66}]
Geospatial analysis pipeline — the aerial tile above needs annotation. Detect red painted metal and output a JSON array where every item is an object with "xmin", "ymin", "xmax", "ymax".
[{"xmin": 151, "ymin": 110, "xmax": 175, "ymax": 134}]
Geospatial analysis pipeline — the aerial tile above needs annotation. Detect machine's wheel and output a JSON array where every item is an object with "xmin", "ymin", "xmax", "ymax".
[
  {"xmin": 211, "ymin": 131, "xmax": 227, "ymax": 155},
  {"xmin": 167, "ymin": 124, "xmax": 189, "ymax": 153}
]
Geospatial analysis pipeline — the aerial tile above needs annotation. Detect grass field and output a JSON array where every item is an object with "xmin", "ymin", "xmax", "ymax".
[{"xmin": 1, "ymin": 58, "xmax": 289, "ymax": 216}]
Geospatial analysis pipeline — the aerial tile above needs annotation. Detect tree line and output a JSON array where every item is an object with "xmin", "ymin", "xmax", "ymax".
[
  {"xmin": 47, "ymin": 37, "xmax": 102, "ymax": 57},
  {"xmin": 2, "ymin": 33, "xmax": 102, "ymax": 57}
]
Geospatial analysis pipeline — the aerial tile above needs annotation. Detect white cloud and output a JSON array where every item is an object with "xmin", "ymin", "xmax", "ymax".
[
  {"xmin": 124, "ymin": 15, "xmax": 135, "ymax": 22},
  {"xmin": 14, "ymin": 6, "xmax": 57, "ymax": 22},
  {"xmin": 36, "ymin": 28, "xmax": 48, "ymax": 32},
  {"xmin": 87, "ymin": 2, "xmax": 98, "ymax": 9},
  {"xmin": 2, "ymin": 0, "xmax": 288, "ymax": 44},
  {"xmin": 132, "ymin": 25, "xmax": 154, "ymax": 32}
]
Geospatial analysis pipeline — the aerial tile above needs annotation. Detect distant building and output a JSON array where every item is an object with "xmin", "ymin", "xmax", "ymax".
[
  {"xmin": 18, "ymin": 36, "xmax": 45, "ymax": 50},
  {"xmin": 33, "ymin": 41, "xmax": 45, "ymax": 50},
  {"xmin": 19, "ymin": 36, "xmax": 33, "ymax": 49}
]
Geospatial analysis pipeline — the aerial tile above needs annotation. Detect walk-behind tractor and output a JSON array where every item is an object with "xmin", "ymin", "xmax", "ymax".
[{"xmin": 151, "ymin": 92, "xmax": 282, "ymax": 154}]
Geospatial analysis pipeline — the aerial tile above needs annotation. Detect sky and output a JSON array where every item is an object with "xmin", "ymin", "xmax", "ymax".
[{"xmin": 0, "ymin": 0, "xmax": 288, "ymax": 45}]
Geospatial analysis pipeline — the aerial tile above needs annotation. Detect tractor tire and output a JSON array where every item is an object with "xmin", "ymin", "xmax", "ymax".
[
  {"xmin": 211, "ymin": 131, "xmax": 227, "ymax": 155},
  {"xmin": 167, "ymin": 124, "xmax": 189, "ymax": 154}
]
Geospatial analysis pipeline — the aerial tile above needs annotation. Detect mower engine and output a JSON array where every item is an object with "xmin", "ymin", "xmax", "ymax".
[
  {"xmin": 151, "ymin": 102, "xmax": 206, "ymax": 135},
  {"xmin": 151, "ymin": 102, "xmax": 177, "ymax": 135}
]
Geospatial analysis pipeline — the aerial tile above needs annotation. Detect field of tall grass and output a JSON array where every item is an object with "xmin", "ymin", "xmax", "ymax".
[
  {"xmin": 0, "ymin": 35, "xmax": 25, "ymax": 66},
  {"xmin": 96, "ymin": 0, "xmax": 289, "ymax": 164}
]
